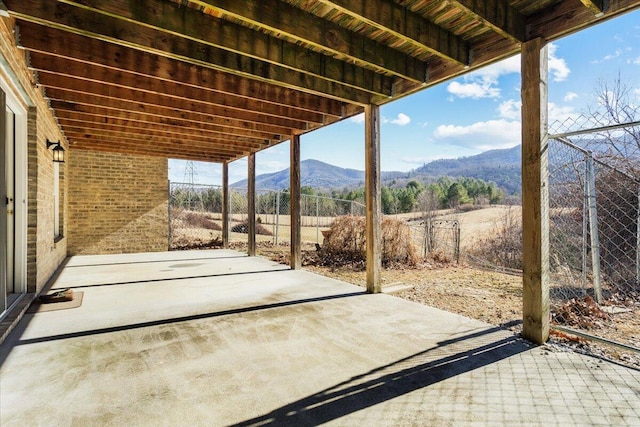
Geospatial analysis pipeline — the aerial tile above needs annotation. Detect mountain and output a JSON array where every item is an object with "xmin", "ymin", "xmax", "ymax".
[
  {"xmin": 231, "ymin": 159, "xmax": 354, "ymax": 189},
  {"xmin": 231, "ymin": 145, "xmax": 522, "ymax": 193},
  {"xmin": 410, "ymin": 145, "xmax": 521, "ymax": 194},
  {"xmin": 231, "ymin": 159, "xmax": 405, "ymax": 189}
]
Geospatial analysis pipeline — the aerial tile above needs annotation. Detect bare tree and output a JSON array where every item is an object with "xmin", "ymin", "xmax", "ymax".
[
  {"xmin": 588, "ymin": 74, "xmax": 640, "ymax": 173},
  {"xmin": 417, "ymin": 187, "xmax": 439, "ymax": 256}
]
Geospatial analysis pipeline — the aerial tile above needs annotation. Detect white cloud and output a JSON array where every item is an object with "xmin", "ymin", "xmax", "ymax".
[
  {"xmin": 548, "ymin": 43, "xmax": 570, "ymax": 82},
  {"xmin": 447, "ymin": 80, "xmax": 501, "ymax": 99},
  {"xmin": 632, "ymin": 56, "xmax": 640, "ymax": 64},
  {"xmin": 351, "ymin": 112, "xmax": 411, "ymax": 125},
  {"xmin": 548, "ymin": 102, "xmax": 577, "ymax": 130},
  {"xmin": 446, "ymin": 46, "xmax": 569, "ymax": 99},
  {"xmin": 474, "ymin": 55, "xmax": 521, "ymax": 80},
  {"xmin": 592, "ymin": 48, "xmax": 624, "ymax": 64},
  {"xmin": 446, "ymin": 55, "xmax": 520, "ymax": 99},
  {"xmin": 349, "ymin": 113, "xmax": 365, "ymax": 124},
  {"xmin": 497, "ymin": 99, "xmax": 521, "ymax": 120},
  {"xmin": 433, "ymin": 119, "xmax": 521, "ymax": 151},
  {"xmin": 564, "ymin": 91, "xmax": 578, "ymax": 102},
  {"xmin": 389, "ymin": 113, "xmax": 411, "ymax": 126}
]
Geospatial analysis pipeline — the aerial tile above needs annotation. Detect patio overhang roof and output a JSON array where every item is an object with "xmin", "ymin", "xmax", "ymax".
[{"xmin": 3, "ymin": 0, "xmax": 640, "ymax": 162}]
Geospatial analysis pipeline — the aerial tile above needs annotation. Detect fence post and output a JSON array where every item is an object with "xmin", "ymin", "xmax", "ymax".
[
  {"xmin": 586, "ymin": 152, "xmax": 603, "ymax": 303},
  {"xmin": 168, "ymin": 180, "xmax": 172, "ymax": 250},
  {"xmin": 455, "ymin": 221, "xmax": 461, "ymax": 264},
  {"xmin": 222, "ymin": 163, "xmax": 229, "ymax": 248},
  {"xmin": 423, "ymin": 218, "xmax": 428, "ymax": 258},
  {"xmin": 316, "ymin": 195, "xmax": 320, "ymax": 243},
  {"xmin": 637, "ymin": 184, "xmax": 640, "ymax": 286},
  {"xmin": 582, "ymin": 155, "xmax": 589, "ymax": 292},
  {"xmin": 248, "ymin": 154, "xmax": 256, "ymax": 256},
  {"xmin": 275, "ymin": 191, "xmax": 280, "ymax": 246}
]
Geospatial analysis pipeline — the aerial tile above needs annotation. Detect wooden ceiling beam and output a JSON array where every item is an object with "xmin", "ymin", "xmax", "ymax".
[
  {"xmin": 526, "ymin": 0, "xmax": 639, "ymax": 41},
  {"xmin": 43, "ymin": 85, "xmax": 311, "ymax": 131},
  {"xmin": 60, "ymin": 122, "xmax": 269, "ymax": 150},
  {"xmin": 56, "ymin": 112, "xmax": 281, "ymax": 143},
  {"xmin": 50, "ymin": 101, "xmax": 299, "ymax": 139},
  {"xmin": 56, "ymin": 0, "xmax": 395, "ymax": 97},
  {"xmin": 68, "ymin": 140, "xmax": 233, "ymax": 163},
  {"xmin": 579, "ymin": 0, "xmax": 606, "ymax": 16},
  {"xmin": 315, "ymin": 0, "xmax": 469, "ymax": 65},
  {"xmin": 187, "ymin": 0, "xmax": 428, "ymax": 83},
  {"xmin": 63, "ymin": 131, "xmax": 254, "ymax": 156},
  {"xmin": 7, "ymin": 0, "xmax": 379, "ymax": 104},
  {"xmin": 17, "ymin": 22, "xmax": 345, "ymax": 117},
  {"xmin": 450, "ymin": 0, "xmax": 525, "ymax": 43},
  {"xmin": 30, "ymin": 56, "xmax": 328, "ymax": 125}
]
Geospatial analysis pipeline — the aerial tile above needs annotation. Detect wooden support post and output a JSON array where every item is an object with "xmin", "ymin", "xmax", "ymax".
[
  {"xmin": 290, "ymin": 135, "xmax": 302, "ymax": 269},
  {"xmin": 0, "ymin": 89, "xmax": 7, "ymax": 312},
  {"xmin": 222, "ymin": 161, "xmax": 229, "ymax": 248},
  {"xmin": 365, "ymin": 104, "xmax": 382, "ymax": 294},
  {"xmin": 521, "ymin": 38, "xmax": 550, "ymax": 344},
  {"xmin": 247, "ymin": 153, "xmax": 256, "ymax": 256}
]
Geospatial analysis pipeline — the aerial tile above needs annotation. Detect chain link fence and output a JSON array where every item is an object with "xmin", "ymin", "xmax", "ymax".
[
  {"xmin": 548, "ymin": 107, "xmax": 640, "ymax": 354},
  {"xmin": 407, "ymin": 217, "xmax": 461, "ymax": 263},
  {"xmin": 169, "ymin": 183, "xmax": 365, "ymax": 249}
]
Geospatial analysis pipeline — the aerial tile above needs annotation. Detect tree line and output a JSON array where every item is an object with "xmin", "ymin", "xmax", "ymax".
[
  {"xmin": 306, "ymin": 176, "xmax": 503, "ymax": 214},
  {"xmin": 170, "ymin": 176, "xmax": 503, "ymax": 217}
]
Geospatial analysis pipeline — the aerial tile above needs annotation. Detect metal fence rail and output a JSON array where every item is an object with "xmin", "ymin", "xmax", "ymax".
[
  {"xmin": 169, "ymin": 183, "xmax": 365, "ymax": 249},
  {"xmin": 548, "ymin": 107, "xmax": 640, "ymax": 354}
]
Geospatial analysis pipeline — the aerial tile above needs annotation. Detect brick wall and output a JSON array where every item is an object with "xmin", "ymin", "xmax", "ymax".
[
  {"xmin": 68, "ymin": 150, "xmax": 168, "ymax": 255},
  {"xmin": 1, "ymin": 17, "xmax": 68, "ymax": 293}
]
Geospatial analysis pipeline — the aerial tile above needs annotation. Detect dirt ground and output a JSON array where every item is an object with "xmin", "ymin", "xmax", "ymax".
[{"xmin": 257, "ymin": 244, "xmax": 640, "ymax": 369}]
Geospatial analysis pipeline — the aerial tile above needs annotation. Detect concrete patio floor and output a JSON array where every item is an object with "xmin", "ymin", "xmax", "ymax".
[{"xmin": 1, "ymin": 250, "xmax": 639, "ymax": 426}]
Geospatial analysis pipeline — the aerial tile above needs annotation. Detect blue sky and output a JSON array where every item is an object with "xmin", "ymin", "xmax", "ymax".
[{"xmin": 170, "ymin": 10, "xmax": 640, "ymax": 185}]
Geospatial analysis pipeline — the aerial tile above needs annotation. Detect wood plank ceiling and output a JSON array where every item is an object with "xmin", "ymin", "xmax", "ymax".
[{"xmin": 3, "ymin": 0, "xmax": 640, "ymax": 162}]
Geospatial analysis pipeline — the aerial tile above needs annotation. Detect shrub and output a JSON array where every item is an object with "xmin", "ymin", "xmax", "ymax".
[
  {"xmin": 183, "ymin": 211, "xmax": 221, "ymax": 230},
  {"xmin": 320, "ymin": 215, "xmax": 418, "ymax": 267},
  {"xmin": 231, "ymin": 221, "xmax": 273, "ymax": 236}
]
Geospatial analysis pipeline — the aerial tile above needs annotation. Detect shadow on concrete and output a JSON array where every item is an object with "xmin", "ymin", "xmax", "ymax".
[
  {"xmin": 7, "ymin": 291, "xmax": 364, "ymax": 350},
  {"xmin": 230, "ymin": 327, "xmax": 531, "ymax": 427},
  {"xmin": 58, "ymin": 267, "xmax": 291, "ymax": 290},
  {"xmin": 64, "ymin": 254, "xmax": 250, "ymax": 269}
]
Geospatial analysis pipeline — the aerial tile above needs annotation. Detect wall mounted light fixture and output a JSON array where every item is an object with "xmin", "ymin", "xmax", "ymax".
[{"xmin": 47, "ymin": 140, "xmax": 65, "ymax": 163}]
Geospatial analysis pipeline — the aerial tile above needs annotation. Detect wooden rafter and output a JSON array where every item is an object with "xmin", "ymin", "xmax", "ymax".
[
  {"xmin": 49, "ymin": 102, "xmax": 298, "ymax": 140},
  {"xmin": 43, "ymin": 86, "xmax": 310, "ymax": 131},
  {"xmin": 315, "ymin": 0, "xmax": 469, "ymax": 65},
  {"xmin": 187, "ymin": 0, "xmax": 429, "ymax": 82},
  {"xmin": 58, "ymin": 0, "xmax": 395, "ymax": 97},
  {"xmin": 18, "ymin": 23, "xmax": 346, "ymax": 118},
  {"xmin": 451, "ymin": 0, "xmax": 525, "ymax": 43},
  {"xmin": 579, "ymin": 0, "xmax": 605, "ymax": 16},
  {"xmin": 56, "ymin": 113, "xmax": 280, "ymax": 143},
  {"xmin": 32, "ymin": 61, "xmax": 328, "ymax": 125},
  {"xmin": 10, "ymin": 0, "xmax": 382, "ymax": 104},
  {"xmin": 527, "ymin": 0, "xmax": 640, "ymax": 41},
  {"xmin": 59, "ymin": 121, "xmax": 270, "ymax": 148},
  {"xmin": 64, "ymin": 130, "xmax": 260, "ymax": 156}
]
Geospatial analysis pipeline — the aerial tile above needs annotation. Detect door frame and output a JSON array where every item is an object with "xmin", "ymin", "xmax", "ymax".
[{"xmin": 1, "ymin": 69, "xmax": 28, "ymax": 316}]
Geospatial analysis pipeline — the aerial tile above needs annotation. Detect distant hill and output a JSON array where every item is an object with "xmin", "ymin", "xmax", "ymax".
[
  {"xmin": 410, "ymin": 145, "xmax": 521, "ymax": 194},
  {"xmin": 231, "ymin": 159, "xmax": 405, "ymax": 190},
  {"xmin": 231, "ymin": 145, "xmax": 522, "ymax": 194}
]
